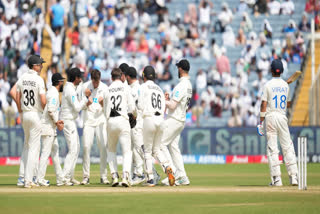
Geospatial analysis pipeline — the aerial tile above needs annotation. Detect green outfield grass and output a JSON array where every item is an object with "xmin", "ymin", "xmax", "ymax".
[{"xmin": 0, "ymin": 164, "xmax": 319, "ymax": 214}]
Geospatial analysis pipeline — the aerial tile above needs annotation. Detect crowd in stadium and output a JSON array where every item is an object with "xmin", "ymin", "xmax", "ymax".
[{"xmin": 0, "ymin": 0, "xmax": 319, "ymax": 128}]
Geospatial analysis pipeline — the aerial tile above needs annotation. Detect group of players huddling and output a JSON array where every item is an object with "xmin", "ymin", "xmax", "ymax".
[{"xmin": 14, "ymin": 54, "xmax": 192, "ymax": 188}]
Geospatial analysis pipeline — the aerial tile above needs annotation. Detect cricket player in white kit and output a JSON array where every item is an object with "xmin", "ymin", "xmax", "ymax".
[
  {"xmin": 138, "ymin": 66, "xmax": 175, "ymax": 186},
  {"xmin": 16, "ymin": 55, "xmax": 47, "ymax": 188},
  {"xmin": 80, "ymin": 69, "xmax": 109, "ymax": 185},
  {"xmin": 161, "ymin": 59, "xmax": 192, "ymax": 186},
  {"xmin": 124, "ymin": 66, "xmax": 146, "ymax": 185},
  {"xmin": 37, "ymin": 73, "xmax": 65, "ymax": 186},
  {"xmin": 60, "ymin": 67, "xmax": 92, "ymax": 185},
  {"xmin": 257, "ymin": 59, "xmax": 298, "ymax": 186},
  {"xmin": 103, "ymin": 68, "xmax": 136, "ymax": 187}
]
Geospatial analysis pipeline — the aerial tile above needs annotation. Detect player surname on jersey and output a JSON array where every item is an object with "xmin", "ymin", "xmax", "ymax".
[
  {"xmin": 109, "ymin": 87, "xmax": 124, "ymax": 92},
  {"xmin": 22, "ymin": 80, "xmax": 36, "ymax": 87},
  {"xmin": 272, "ymin": 87, "xmax": 288, "ymax": 93},
  {"xmin": 147, "ymin": 85, "xmax": 162, "ymax": 92}
]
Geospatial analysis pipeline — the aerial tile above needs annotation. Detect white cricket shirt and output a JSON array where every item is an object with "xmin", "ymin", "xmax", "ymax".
[
  {"xmin": 60, "ymin": 82, "xmax": 88, "ymax": 120},
  {"xmin": 261, "ymin": 77, "xmax": 290, "ymax": 116},
  {"xmin": 41, "ymin": 86, "xmax": 60, "ymax": 135},
  {"xmin": 138, "ymin": 80, "xmax": 165, "ymax": 117},
  {"xmin": 168, "ymin": 76, "xmax": 193, "ymax": 122},
  {"xmin": 82, "ymin": 80, "xmax": 108, "ymax": 126},
  {"xmin": 16, "ymin": 69, "xmax": 46, "ymax": 113},
  {"xmin": 104, "ymin": 80, "xmax": 135, "ymax": 120}
]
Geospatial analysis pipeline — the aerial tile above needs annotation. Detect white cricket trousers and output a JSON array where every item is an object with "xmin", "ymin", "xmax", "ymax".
[
  {"xmin": 131, "ymin": 119, "xmax": 144, "ymax": 176},
  {"xmin": 161, "ymin": 117, "xmax": 187, "ymax": 178},
  {"xmin": 21, "ymin": 111, "xmax": 42, "ymax": 184},
  {"xmin": 63, "ymin": 119, "xmax": 80, "ymax": 181},
  {"xmin": 107, "ymin": 117, "xmax": 132, "ymax": 177},
  {"xmin": 266, "ymin": 113, "xmax": 298, "ymax": 177},
  {"xmin": 143, "ymin": 116, "xmax": 167, "ymax": 180},
  {"xmin": 37, "ymin": 135, "xmax": 63, "ymax": 182},
  {"xmin": 82, "ymin": 122, "xmax": 108, "ymax": 179}
]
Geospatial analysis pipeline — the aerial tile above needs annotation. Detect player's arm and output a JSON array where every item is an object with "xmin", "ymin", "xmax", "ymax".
[
  {"xmin": 127, "ymin": 87, "xmax": 137, "ymax": 117},
  {"xmin": 166, "ymin": 86, "xmax": 183, "ymax": 110},
  {"xmin": 16, "ymin": 90, "xmax": 22, "ymax": 113},
  {"xmin": 260, "ymin": 101, "xmax": 267, "ymax": 123},
  {"xmin": 68, "ymin": 89, "xmax": 90, "ymax": 113},
  {"xmin": 9, "ymin": 83, "xmax": 17, "ymax": 104},
  {"xmin": 39, "ymin": 78, "xmax": 47, "ymax": 109}
]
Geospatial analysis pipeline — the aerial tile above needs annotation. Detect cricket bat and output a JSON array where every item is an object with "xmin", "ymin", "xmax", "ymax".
[{"xmin": 286, "ymin": 71, "xmax": 302, "ymax": 84}]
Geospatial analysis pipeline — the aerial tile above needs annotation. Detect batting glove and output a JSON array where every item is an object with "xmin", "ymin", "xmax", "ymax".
[{"xmin": 257, "ymin": 122, "xmax": 264, "ymax": 136}]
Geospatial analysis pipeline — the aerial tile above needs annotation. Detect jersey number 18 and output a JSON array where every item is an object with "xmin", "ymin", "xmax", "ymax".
[{"xmin": 272, "ymin": 95, "xmax": 286, "ymax": 109}]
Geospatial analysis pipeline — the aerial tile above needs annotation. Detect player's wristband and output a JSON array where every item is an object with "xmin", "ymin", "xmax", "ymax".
[{"xmin": 260, "ymin": 112, "xmax": 266, "ymax": 117}]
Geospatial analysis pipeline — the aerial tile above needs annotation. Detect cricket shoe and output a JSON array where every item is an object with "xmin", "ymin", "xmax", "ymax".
[
  {"xmin": 165, "ymin": 166, "xmax": 175, "ymax": 186},
  {"xmin": 71, "ymin": 178, "xmax": 80, "ymax": 185},
  {"xmin": 122, "ymin": 173, "xmax": 130, "ymax": 187},
  {"xmin": 290, "ymin": 175, "xmax": 298, "ymax": 186},
  {"xmin": 175, "ymin": 176, "xmax": 190, "ymax": 186},
  {"xmin": 24, "ymin": 181, "xmax": 39, "ymax": 188},
  {"xmin": 100, "ymin": 177, "xmax": 110, "ymax": 185},
  {"xmin": 161, "ymin": 177, "xmax": 170, "ymax": 186},
  {"xmin": 111, "ymin": 173, "xmax": 119, "ymax": 187},
  {"xmin": 17, "ymin": 177, "xmax": 25, "ymax": 187},
  {"xmin": 56, "ymin": 179, "xmax": 65, "ymax": 187},
  {"xmin": 131, "ymin": 174, "xmax": 146, "ymax": 186},
  {"xmin": 63, "ymin": 178, "xmax": 74, "ymax": 186},
  {"xmin": 145, "ymin": 179, "xmax": 156, "ymax": 187},
  {"xmin": 81, "ymin": 177, "xmax": 90, "ymax": 185},
  {"xmin": 38, "ymin": 179, "xmax": 50, "ymax": 187},
  {"xmin": 269, "ymin": 176, "xmax": 283, "ymax": 187}
]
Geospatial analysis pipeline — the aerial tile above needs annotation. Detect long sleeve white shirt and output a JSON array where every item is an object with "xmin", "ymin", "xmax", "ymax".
[
  {"xmin": 41, "ymin": 86, "xmax": 60, "ymax": 135},
  {"xmin": 60, "ymin": 82, "xmax": 88, "ymax": 120},
  {"xmin": 82, "ymin": 81, "xmax": 108, "ymax": 127}
]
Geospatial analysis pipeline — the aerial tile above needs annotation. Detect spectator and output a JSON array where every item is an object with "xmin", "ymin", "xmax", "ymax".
[
  {"xmin": 257, "ymin": 53, "xmax": 270, "ymax": 76},
  {"xmin": 122, "ymin": 35, "xmax": 137, "ymax": 52},
  {"xmin": 256, "ymin": 33, "xmax": 271, "ymax": 61},
  {"xmin": 68, "ymin": 26, "xmax": 80, "ymax": 55},
  {"xmin": 215, "ymin": 2, "xmax": 233, "ymax": 33},
  {"xmin": 2, "ymin": 0, "xmax": 18, "ymax": 20},
  {"xmin": 281, "ymin": 0, "xmax": 295, "ymax": 15},
  {"xmin": 262, "ymin": 19, "xmax": 272, "ymax": 39},
  {"xmin": 211, "ymin": 95, "xmax": 223, "ymax": 117},
  {"xmin": 236, "ymin": 28, "xmax": 246, "ymax": 46},
  {"xmin": 196, "ymin": 69, "xmax": 207, "ymax": 94},
  {"xmin": 222, "ymin": 26, "xmax": 235, "ymax": 47},
  {"xmin": 45, "ymin": 24, "xmax": 65, "ymax": 64},
  {"xmin": 299, "ymin": 13, "xmax": 311, "ymax": 32},
  {"xmin": 216, "ymin": 47, "xmax": 231, "ymax": 75},
  {"xmin": 305, "ymin": 0, "xmax": 320, "ymax": 14},
  {"xmin": 228, "ymin": 108, "xmax": 243, "ymax": 127},
  {"xmin": 240, "ymin": 12, "xmax": 252, "ymax": 33},
  {"xmin": 198, "ymin": 0, "xmax": 212, "ymax": 27},
  {"xmin": 211, "ymin": 38, "xmax": 220, "ymax": 58},
  {"xmin": 255, "ymin": 0, "xmax": 268, "ymax": 15},
  {"xmin": 184, "ymin": 4, "xmax": 197, "ymax": 26},
  {"xmin": 114, "ymin": 8, "xmax": 128, "ymax": 46},
  {"xmin": 283, "ymin": 19, "xmax": 297, "ymax": 34},
  {"xmin": 50, "ymin": 0, "xmax": 65, "ymax": 30},
  {"xmin": 245, "ymin": 107, "xmax": 258, "ymax": 126},
  {"xmin": 138, "ymin": 34, "xmax": 149, "ymax": 54},
  {"xmin": 268, "ymin": 0, "xmax": 281, "ymax": 15},
  {"xmin": 236, "ymin": 0, "xmax": 248, "ymax": 15},
  {"xmin": 21, "ymin": 3, "xmax": 33, "ymax": 27}
]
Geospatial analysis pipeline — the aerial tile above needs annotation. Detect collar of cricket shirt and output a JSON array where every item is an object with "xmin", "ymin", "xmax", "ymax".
[
  {"xmin": 66, "ymin": 81, "xmax": 76, "ymax": 89},
  {"xmin": 28, "ymin": 69, "xmax": 38, "ymax": 75},
  {"xmin": 179, "ymin": 76, "xmax": 190, "ymax": 81}
]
